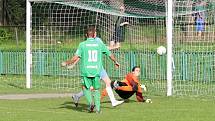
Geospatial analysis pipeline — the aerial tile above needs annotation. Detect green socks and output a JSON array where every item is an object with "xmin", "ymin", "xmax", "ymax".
[
  {"xmin": 93, "ymin": 90, "xmax": 101, "ymax": 112},
  {"xmin": 83, "ymin": 88, "xmax": 101, "ymax": 112},
  {"xmin": 83, "ymin": 88, "xmax": 93, "ymax": 108}
]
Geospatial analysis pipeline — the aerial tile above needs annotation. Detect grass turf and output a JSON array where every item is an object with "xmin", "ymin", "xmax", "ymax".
[{"xmin": 0, "ymin": 96, "xmax": 214, "ymax": 121}]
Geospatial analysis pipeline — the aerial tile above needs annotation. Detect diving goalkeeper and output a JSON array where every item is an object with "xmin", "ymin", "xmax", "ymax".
[{"xmin": 101, "ymin": 66, "xmax": 151, "ymax": 103}]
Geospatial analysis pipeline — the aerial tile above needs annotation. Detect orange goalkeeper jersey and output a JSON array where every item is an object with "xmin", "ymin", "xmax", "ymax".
[{"xmin": 123, "ymin": 72, "xmax": 139, "ymax": 86}]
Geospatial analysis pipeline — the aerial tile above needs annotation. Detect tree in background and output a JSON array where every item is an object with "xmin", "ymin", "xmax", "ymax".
[{"xmin": 0, "ymin": 0, "xmax": 25, "ymax": 25}]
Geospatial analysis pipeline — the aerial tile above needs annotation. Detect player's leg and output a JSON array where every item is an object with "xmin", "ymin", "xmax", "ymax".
[
  {"xmin": 115, "ymin": 27, "xmax": 121, "ymax": 48},
  {"xmin": 197, "ymin": 26, "xmax": 201, "ymax": 37},
  {"xmin": 196, "ymin": 23, "xmax": 203, "ymax": 37},
  {"xmin": 82, "ymin": 77, "xmax": 94, "ymax": 112},
  {"xmin": 115, "ymin": 89, "xmax": 135, "ymax": 100},
  {"xmin": 72, "ymin": 91, "xmax": 83, "ymax": 107},
  {"xmin": 199, "ymin": 25, "xmax": 204, "ymax": 37},
  {"xmin": 111, "ymin": 81, "xmax": 135, "ymax": 100},
  {"xmin": 110, "ymin": 25, "xmax": 120, "ymax": 48},
  {"xmin": 100, "ymin": 69, "xmax": 124, "ymax": 107},
  {"xmin": 112, "ymin": 80, "xmax": 133, "ymax": 91},
  {"xmin": 109, "ymin": 29, "xmax": 117, "ymax": 48},
  {"xmin": 116, "ymin": 85, "xmax": 133, "ymax": 91},
  {"xmin": 71, "ymin": 79, "xmax": 85, "ymax": 107},
  {"xmin": 114, "ymin": 82, "xmax": 145, "ymax": 102},
  {"xmin": 92, "ymin": 76, "xmax": 101, "ymax": 113},
  {"xmin": 101, "ymin": 88, "xmax": 108, "ymax": 99}
]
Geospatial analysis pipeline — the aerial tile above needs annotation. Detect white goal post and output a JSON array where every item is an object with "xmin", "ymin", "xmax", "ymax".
[
  {"xmin": 26, "ymin": 0, "xmax": 215, "ymax": 96},
  {"xmin": 166, "ymin": 0, "xmax": 173, "ymax": 96},
  {"xmin": 26, "ymin": 0, "xmax": 32, "ymax": 88}
]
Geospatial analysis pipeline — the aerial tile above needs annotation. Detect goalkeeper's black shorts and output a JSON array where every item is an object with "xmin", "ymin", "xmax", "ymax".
[{"xmin": 115, "ymin": 89, "xmax": 135, "ymax": 99}]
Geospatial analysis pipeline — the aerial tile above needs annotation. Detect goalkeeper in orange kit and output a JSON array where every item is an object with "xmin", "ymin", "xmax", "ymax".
[{"xmin": 101, "ymin": 66, "xmax": 151, "ymax": 103}]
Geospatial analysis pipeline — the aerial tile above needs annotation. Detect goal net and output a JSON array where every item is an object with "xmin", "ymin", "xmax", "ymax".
[
  {"xmin": 25, "ymin": 0, "xmax": 215, "ymax": 96},
  {"xmin": 173, "ymin": 0, "xmax": 215, "ymax": 96}
]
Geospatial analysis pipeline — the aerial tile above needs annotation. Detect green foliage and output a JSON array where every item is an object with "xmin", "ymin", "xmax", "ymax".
[
  {"xmin": 4, "ymin": 0, "xmax": 26, "ymax": 25},
  {"xmin": 0, "ymin": 28, "xmax": 12, "ymax": 44},
  {"xmin": 0, "ymin": 26, "xmax": 26, "ymax": 50}
]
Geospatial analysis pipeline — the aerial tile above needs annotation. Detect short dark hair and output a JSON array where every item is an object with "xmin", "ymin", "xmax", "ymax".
[
  {"xmin": 86, "ymin": 26, "xmax": 96, "ymax": 37},
  {"xmin": 132, "ymin": 66, "xmax": 140, "ymax": 72}
]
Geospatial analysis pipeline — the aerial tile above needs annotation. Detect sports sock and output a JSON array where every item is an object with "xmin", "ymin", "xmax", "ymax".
[
  {"xmin": 83, "ymin": 88, "xmax": 93, "ymax": 110},
  {"xmin": 93, "ymin": 90, "xmax": 101, "ymax": 112},
  {"xmin": 106, "ymin": 87, "xmax": 116, "ymax": 104},
  {"xmin": 76, "ymin": 91, "xmax": 84, "ymax": 98},
  {"xmin": 101, "ymin": 89, "xmax": 108, "ymax": 100}
]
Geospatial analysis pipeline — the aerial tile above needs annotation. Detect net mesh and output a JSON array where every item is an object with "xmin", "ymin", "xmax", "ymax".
[
  {"xmin": 173, "ymin": 0, "xmax": 215, "ymax": 96},
  {"xmin": 29, "ymin": 0, "xmax": 215, "ymax": 96},
  {"xmin": 3, "ymin": 0, "xmax": 214, "ymax": 96},
  {"xmin": 29, "ymin": 0, "xmax": 168, "ymax": 94}
]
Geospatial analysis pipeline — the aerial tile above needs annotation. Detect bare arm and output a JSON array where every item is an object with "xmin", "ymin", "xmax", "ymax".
[
  {"xmin": 107, "ymin": 46, "xmax": 120, "ymax": 50},
  {"xmin": 109, "ymin": 54, "xmax": 120, "ymax": 68},
  {"xmin": 61, "ymin": 55, "xmax": 80, "ymax": 67},
  {"xmin": 70, "ymin": 56, "xmax": 80, "ymax": 65}
]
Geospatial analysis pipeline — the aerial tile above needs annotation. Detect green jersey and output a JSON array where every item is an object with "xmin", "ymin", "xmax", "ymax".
[{"xmin": 75, "ymin": 38, "xmax": 111, "ymax": 77}]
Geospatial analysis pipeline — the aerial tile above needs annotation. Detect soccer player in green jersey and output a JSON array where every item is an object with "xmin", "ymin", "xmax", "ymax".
[
  {"xmin": 70, "ymin": 37, "xmax": 124, "ymax": 107},
  {"xmin": 61, "ymin": 26, "xmax": 119, "ymax": 113}
]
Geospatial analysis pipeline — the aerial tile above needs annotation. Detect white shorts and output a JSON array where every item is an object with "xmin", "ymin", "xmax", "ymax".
[{"xmin": 99, "ymin": 69, "xmax": 108, "ymax": 80}]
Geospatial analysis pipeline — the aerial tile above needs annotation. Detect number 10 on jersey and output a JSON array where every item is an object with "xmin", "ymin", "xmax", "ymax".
[{"xmin": 88, "ymin": 50, "xmax": 98, "ymax": 62}]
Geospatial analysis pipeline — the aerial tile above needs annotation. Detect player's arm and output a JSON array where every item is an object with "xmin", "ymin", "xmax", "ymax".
[
  {"xmin": 120, "ymin": 22, "xmax": 129, "ymax": 26},
  {"xmin": 61, "ymin": 43, "xmax": 82, "ymax": 68},
  {"xmin": 109, "ymin": 54, "xmax": 120, "ymax": 68},
  {"xmin": 130, "ymin": 75, "xmax": 140, "ymax": 91},
  {"xmin": 107, "ymin": 46, "xmax": 120, "ymax": 50},
  {"xmin": 61, "ymin": 55, "xmax": 80, "ymax": 67},
  {"xmin": 101, "ymin": 42, "xmax": 120, "ymax": 68}
]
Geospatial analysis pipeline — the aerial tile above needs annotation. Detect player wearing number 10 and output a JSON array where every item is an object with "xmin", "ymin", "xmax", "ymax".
[{"xmin": 62, "ymin": 26, "xmax": 119, "ymax": 113}]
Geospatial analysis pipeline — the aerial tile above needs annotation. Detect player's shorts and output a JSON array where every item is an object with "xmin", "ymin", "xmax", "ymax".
[
  {"xmin": 110, "ymin": 81, "xmax": 134, "ymax": 99},
  {"xmin": 99, "ymin": 69, "xmax": 108, "ymax": 79},
  {"xmin": 115, "ymin": 90, "xmax": 135, "ymax": 99},
  {"xmin": 196, "ymin": 25, "xmax": 204, "ymax": 32},
  {"xmin": 81, "ymin": 76, "xmax": 100, "ymax": 90}
]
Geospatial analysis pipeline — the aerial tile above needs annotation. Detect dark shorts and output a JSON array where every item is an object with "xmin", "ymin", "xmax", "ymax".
[
  {"xmin": 115, "ymin": 89, "xmax": 135, "ymax": 99},
  {"xmin": 111, "ymin": 81, "xmax": 135, "ymax": 99}
]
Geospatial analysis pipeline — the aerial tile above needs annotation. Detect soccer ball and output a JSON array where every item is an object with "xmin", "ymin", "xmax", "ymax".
[
  {"xmin": 156, "ymin": 46, "xmax": 166, "ymax": 55},
  {"xmin": 145, "ymin": 99, "xmax": 152, "ymax": 103}
]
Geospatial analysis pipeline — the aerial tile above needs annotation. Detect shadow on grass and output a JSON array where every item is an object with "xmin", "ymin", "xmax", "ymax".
[
  {"xmin": 58, "ymin": 101, "xmax": 88, "ymax": 112},
  {"xmin": 58, "ymin": 101, "xmax": 113, "ymax": 113},
  {"xmin": 101, "ymin": 99, "xmax": 136, "ymax": 104},
  {"xmin": 7, "ymin": 83, "xmax": 24, "ymax": 89}
]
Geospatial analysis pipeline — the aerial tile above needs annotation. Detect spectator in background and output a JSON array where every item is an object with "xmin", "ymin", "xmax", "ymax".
[
  {"xmin": 193, "ymin": 0, "xmax": 207, "ymax": 19},
  {"xmin": 195, "ymin": 13, "xmax": 204, "ymax": 37},
  {"xmin": 109, "ymin": 5, "xmax": 129, "ymax": 49}
]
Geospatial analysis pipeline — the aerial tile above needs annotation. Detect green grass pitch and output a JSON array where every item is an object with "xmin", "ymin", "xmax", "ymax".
[{"xmin": 0, "ymin": 96, "xmax": 214, "ymax": 121}]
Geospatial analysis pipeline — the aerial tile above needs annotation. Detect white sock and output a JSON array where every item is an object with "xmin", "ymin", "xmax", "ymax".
[
  {"xmin": 106, "ymin": 87, "xmax": 116, "ymax": 104},
  {"xmin": 75, "ymin": 91, "xmax": 84, "ymax": 98}
]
